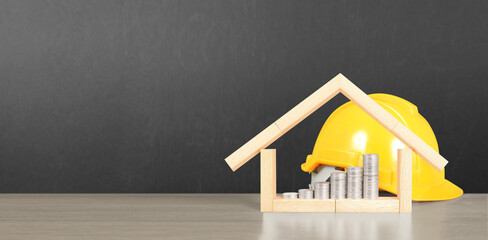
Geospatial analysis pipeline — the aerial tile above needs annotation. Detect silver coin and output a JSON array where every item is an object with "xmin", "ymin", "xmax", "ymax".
[
  {"xmin": 346, "ymin": 166, "xmax": 363, "ymax": 173},
  {"xmin": 331, "ymin": 172, "xmax": 346, "ymax": 179},
  {"xmin": 363, "ymin": 154, "xmax": 379, "ymax": 162},
  {"xmin": 347, "ymin": 173, "xmax": 362, "ymax": 177},
  {"xmin": 330, "ymin": 172, "xmax": 346, "ymax": 199},
  {"xmin": 363, "ymin": 154, "xmax": 379, "ymax": 176},
  {"xmin": 363, "ymin": 175, "xmax": 379, "ymax": 199},
  {"xmin": 346, "ymin": 166, "xmax": 363, "ymax": 199},
  {"xmin": 314, "ymin": 182, "xmax": 330, "ymax": 199},
  {"xmin": 298, "ymin": 189, "xmax": 314, "ymax": 199},
  {"xmin": 283, "ymin": 192, "xmax": 298, "ymax": 199},
  {"xmin": 314, "ymin": 182, "xmax": 330, "ymax": 188}
]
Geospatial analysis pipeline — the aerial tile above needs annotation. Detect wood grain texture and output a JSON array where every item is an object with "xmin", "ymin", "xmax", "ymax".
[
  {"xmin": 335, "ymin": 197, "xmax": 400, "ymax": 212},
  {"xmin": 260, "ymin": 149, "xmax": 276, "ymax": 212},
  {"xmin": 272, "ymin": 197, "xmax": 335, "ymax": 212},
  {"xmin": 398, "ymin": 148, "xmax": 413, "ymax": 213},
  {"xmin": 392, "ymin": 124, "xmax": 448, "ymax": 171},
  {"xmin": 339, "ymin": 76, "xmax": 448, "ymax": 171},
  {"xmin": 274, "ymin": 74, "xmax": 341, "ymax": 133},
  {"xmin": 339, "ymin": 75, "xmax": 400, "ymax": 131},
  {"xmin": 225, "ymin": 74, "xmax": 341, "ymax": 171},
  {"xmin": 225, "ymin": 124, "xmax": 281, "ymax": 171}
]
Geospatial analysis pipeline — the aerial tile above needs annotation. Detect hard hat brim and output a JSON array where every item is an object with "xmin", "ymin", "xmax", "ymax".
[{"xmin": 412, "ymin": 178, "xmax": 463, "ymax": 201}]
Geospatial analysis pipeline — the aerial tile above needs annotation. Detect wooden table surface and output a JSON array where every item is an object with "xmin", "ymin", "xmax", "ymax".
[{"xmin": 0, "ymin": 194, "xmax": 485, "ymax": 239}]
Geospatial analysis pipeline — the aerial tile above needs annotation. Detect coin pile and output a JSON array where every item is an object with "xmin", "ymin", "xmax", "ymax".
[
  {"xmin": 330, "ymin": 172, "xmax": 346, "ymax": 199},
  {"xmin": 283, "ymin": 192, "xmax": 298, "ymax": 199},
  {"xmin": 298, "ymin": 189, "xmax": 314, "ymax": 199},
  {"xmin": 346, "ymin": 166, "xmax": 363, "ymax": 199},
  {"xmin": 314, "ymin": 182, "xmax": 330, "ymax": 199},
  {"xmin": 363, "ymin": 154, "xmax": 379, "ymax": 199}
]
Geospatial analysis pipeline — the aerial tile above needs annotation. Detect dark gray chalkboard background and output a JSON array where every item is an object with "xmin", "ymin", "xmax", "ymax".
[{"xmin": 0, "ymin": 0, "xmax": 486, "ymax": 193}]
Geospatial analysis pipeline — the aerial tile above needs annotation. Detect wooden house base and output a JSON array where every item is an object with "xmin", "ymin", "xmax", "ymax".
[{"xmin": 261, "ymin": 148, "xmax": 412, "ymax": 213}]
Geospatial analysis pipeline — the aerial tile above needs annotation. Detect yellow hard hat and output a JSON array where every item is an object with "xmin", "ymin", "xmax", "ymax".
[{"xmin": 301, "ymin": 93, "xmax": 463, "ymax": 201}]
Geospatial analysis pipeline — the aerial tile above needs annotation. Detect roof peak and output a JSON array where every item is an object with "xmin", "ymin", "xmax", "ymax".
[{"xmin": 225, "ymin": 74, "xmax": 448, "ymax": 172}]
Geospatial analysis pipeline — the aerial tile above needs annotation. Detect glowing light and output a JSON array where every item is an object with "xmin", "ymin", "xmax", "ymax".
[{"xmin": 352, "ymin": 131, "xmax": 367, "ymax": 153}]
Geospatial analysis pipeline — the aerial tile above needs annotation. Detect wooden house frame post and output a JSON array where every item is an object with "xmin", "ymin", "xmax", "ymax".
[
  {"xmin": 398, "ymin": 148, "xmax": 413, "ymax": 212},
  {"xmin": 260, "ymin": 149, "xmax": 276, "ymax": 212}
]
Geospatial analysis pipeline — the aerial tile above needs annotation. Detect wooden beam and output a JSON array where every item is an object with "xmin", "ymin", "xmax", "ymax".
[
  {"xmin": 225, "ymin": 74, "xmax": 342, "ymax": 171},
  {"xmin": 392, "ymin": 124, "xmax": 447, "ymax": 172},
  {"xmin": 225, "ymin": 124, "xmax": 281, "ymax": 171},
  {"xmin": 398, "ymin": 148, "xmax": 413, "ymax": 213},
  {"xmin": 274, "ymin": 74, "xmax": 341, "ymax": 133},
  {"xmin": 272, "ymin": 197, "xmax": 335, "ymax": 212},
  {"xmin": 260, "ymin": 149, "xmax": 276, "ymax": 212},
  {"xmin": 339, "ymin": 76, "xmax": 448, "ymax": 171},
  {"xmin": 338, "ymin": 76, "xmax": 399, "ymax": 131},
  {"xmin": 335, "ymin": 197, "xmax": 399, "ymax": 212}
]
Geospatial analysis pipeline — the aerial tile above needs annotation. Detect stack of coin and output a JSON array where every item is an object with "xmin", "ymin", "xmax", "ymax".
[
  {"xmin": 298, "ymin": 189, "xmax": 314, "ymax": 199},
  {"xmin": 363, "ymin": 154, "xmax": 379, "ymax": 199},
  {"xmin": 346, "ymin": 166, "xmax": 363, "ymax": 199},
  {"xmin": 330, "ymin": 172, "xmax": 346, "ymax": 199},
  {"xmin": 314, "ymin": 182, "xmax": 330, "ymax": 199},
  {"xmin": 283, "ymin": 192, "xmax": 298, "ymax": 199}
]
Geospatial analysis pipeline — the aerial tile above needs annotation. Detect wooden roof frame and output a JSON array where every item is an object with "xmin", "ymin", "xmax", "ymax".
[{"xmin": 225, "ymin": 74, "xmax": 448, "ymax": 172}]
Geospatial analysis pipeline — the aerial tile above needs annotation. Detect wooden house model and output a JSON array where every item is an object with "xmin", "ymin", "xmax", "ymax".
[{"xmin": 224, "ymin": 74, "xmax": 448, "ymax": 213}]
